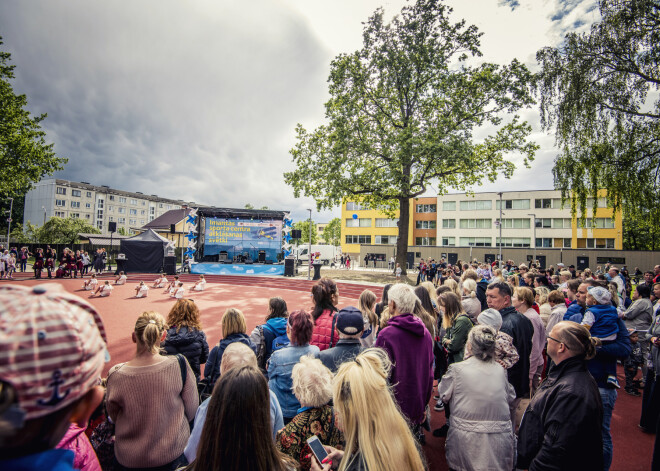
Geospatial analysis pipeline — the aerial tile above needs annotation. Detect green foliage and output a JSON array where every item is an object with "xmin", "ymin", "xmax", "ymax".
[
  {"xmin": 36, "ymin": 217, "xmax": 100, "ymax": 245},
  {"xmin": 536, "ymin": 0, "xmax": 660, "ymax": 220},
  {"xmin": 0, "ymin": 38, "xmax": 66, "ymax": 197},
  {"xmin": 244, "ymin": 203, "xmax": 254, "ymax": 209},
  {"xmin": 117, "ymin": 227, "xmax": 128, "ymax": 236},
  {"xmin": 622, "ymin": 199, "xmax": 660, "ymax": 250},
  {"xmin": 291, "ymin": 220, "xmax": 317, "ymax": 246},
  {"xmin": 322, "ymin": 218, "xmax": 341, "ymax": 246},
  {"xmin": 284, "ymin": 0, "xmax": 536, "ymax": 272}
]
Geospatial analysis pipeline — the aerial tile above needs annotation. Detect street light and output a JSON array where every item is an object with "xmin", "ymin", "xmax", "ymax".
[
  {"xmin": 528, "ymin": 213, "xmax": 537, "ymax": 266},
  {"xmin": 42, "ymin": 206, "xmax": 47, "ymax": 226}
]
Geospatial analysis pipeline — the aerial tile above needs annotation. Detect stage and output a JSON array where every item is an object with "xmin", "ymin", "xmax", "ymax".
[{"xmin": 190, "ymin": 262, "xmax": 285, "ymax": 276}]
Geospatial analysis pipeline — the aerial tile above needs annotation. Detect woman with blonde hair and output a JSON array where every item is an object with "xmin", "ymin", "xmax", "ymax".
[
  {"xmin": 310, "ymin": 349, "xmax": 426, "ymax": 471},
  {"xmin": 163, "ymin": 298, "xmax": 209, "ymax": 381},
  {"xmin": 535, "ymin": 286, "xmax": 552, "ymax": 327},
  {"xmin": 357, "ymin": 289, "xmax": 378, "ymax": 347},
  {"xmin": 508, "ymin": 274, "xmax": 520, "ymax": 288},
  {"xmin": 204, "ymin": 308, "xmax": 256, "ymax": 389},
  {"xmin": 107, "ymin": 311, "xmax": 198, "ymax": 470},
  {"xmin": 443, "ymin": 278, "xmax": 462, "ymax": 298},
  {"xmin": 512, "ymin": 287, "xmax": 546, "ymax": 395},
  {"xmin": 440, "ymin": 292, "xmax": 473, "ymax": 364},
  {"xmin": 460, "ymin": 278, "xmax": 481, "ymax": 323}
]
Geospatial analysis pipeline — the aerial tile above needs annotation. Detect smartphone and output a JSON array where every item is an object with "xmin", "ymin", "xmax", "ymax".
[{"xmin": 307, "ymin": 435, "xmax": 329, "ymax": 465}]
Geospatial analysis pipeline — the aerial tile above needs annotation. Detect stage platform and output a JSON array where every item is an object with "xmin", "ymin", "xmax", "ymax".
[{"xmin": 190, "ymin": 262, "xmax": 285, "ymax": 276}]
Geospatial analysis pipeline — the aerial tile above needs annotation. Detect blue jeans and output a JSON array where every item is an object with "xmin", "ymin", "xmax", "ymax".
[{"xmin": 599, "ymin": 387, "xmax": 617, "ymax": 471}]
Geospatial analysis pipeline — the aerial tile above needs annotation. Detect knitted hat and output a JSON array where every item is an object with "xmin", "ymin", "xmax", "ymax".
[
  {"xmin": 336, "ymin": 306, "xmax": 365, "ymax": 335},
  {"xmin": 0, "ymin": 284, "xmax": 109, "ymax": 421},
  {"xmin": 477, "ymin": 308, "xmax": 503, "ymax": 331},
  {"xmin": 588, "ymin": 286, "xmax": 612, "ymax": 305}
]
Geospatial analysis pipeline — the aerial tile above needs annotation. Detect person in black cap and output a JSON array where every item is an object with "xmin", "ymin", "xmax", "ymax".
[{"xmin": 315, "ymin": 306, "xmax": 365, "ymax": 373}]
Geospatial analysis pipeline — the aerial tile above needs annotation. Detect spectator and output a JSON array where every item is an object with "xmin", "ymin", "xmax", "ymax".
[
  {"xmin": 546, "ymin": 289, "xmax": 568, "ymax": 333},
  {"xmin": 535, "ymin": 286, "xmax": 552, "ymax": 327},
  {"xmin": 517, "ymin": 321, "xmax": 604, "ymax": 470},
  {"xmin": 374, "ymin": 283, "xmax": 392, "ymax": 320},
  {"xmin": 276, "ymin": 356, "xmax": 343, "ymax": 471},
  {"xmin": 0, "ymin": 285, "xmax": 108, "ymax": 471},
  {"xmin": 563, "ymin": 279, "xmax": 585, "ymax": 321},
  {"xmin": 315, "ymin": 306, "xmax": 365, "ymax": 373},
  {"xmin": 163, "ymin": 298, "xmax": 210, "ymax": 381},
  {"xmin": 622, "ymin": 284, "xmax": 653, "ymax": 383},
  {"xmin": 106, "ymin": 311, "xmax": 198, "ymax": 470},
  {"xmin": 641, "ymin": 285, "xmax": 660, "ymax": 433},
  {"xmin": 374, "ymin": 284, "xmax": 433, "ymax": 443},
  {"xmin": 249, "ymin": 296, "xmax": 290, "ymax": 373},
  {"xmin": 357, "ymin": 289, "xmax": 378, "ymax": 347},
  {"xmin": 624, "ymin": 331, "xmax": 644, "ymax": 396},
  {"xmin": 609, "ymin": 266, "xmax": 626, "ymax": 297},
  {"xmin": 469, "ymin": 308, "xmax": 519, "ymax": 369},
  {"xmin": 269, "ymin": 310, "xmax": 320, "ymax": 423},
  {"xmin": 184, "ymin": 342, "xmax": 284, "ymax": 463},
  {"xmin": 486, "ymin": 281, "xmax": 534, "ymax": 429},
  {"xmin": 460, "ymin": 278, "xmax": 481, "ymax": 323},
  {"xmin": 182, "ymin": 366, "xmax": 295, "ymax": 471},
  {"xmin": 512, "ymin": 287, "xmax": 546, "ymax": 396},
  {"xmin": 439, "ymin": 325, "xmax": 516, "ymax": 471},
  {"xmin": 310, "ymin": 349, "xmax": 426, "ymax": 471},
  {"xmin": 310, "ymin": 278, "xmax": 339, "ymax": 351},
  {"xmin": 204, "ymin": 308, "xmax": 256, "ymax": 388}
]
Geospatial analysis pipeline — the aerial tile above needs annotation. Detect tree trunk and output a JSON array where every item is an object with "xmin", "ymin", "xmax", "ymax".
[{"xmin": 396, "ymin": 197, "xmax": 410, "ymax": 276}]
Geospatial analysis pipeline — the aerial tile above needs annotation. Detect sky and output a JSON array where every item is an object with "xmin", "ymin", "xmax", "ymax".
[{"xmin": 0, "ymin": 0, "xmax": 601, "ymax": 224}]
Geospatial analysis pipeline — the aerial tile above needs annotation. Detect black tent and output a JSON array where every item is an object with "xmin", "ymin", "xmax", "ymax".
[{"xmin": 119, "ymin": 229, "xmax": 170, "ymax": 273}]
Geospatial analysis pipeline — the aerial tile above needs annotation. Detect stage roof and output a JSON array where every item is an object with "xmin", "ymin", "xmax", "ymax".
[{"xmin": 198, "ymin": 207, "xmax": 288, "ymax": 219}]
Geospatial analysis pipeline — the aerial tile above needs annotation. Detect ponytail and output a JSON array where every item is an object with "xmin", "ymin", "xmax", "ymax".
[{"xmin": 134, "ymin": 311, "xmax": 167, "ymax": 354}]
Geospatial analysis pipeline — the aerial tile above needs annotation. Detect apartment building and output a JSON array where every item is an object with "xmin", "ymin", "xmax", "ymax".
[
  {"xmin": 23, "ymin": 179, "xmax": 199, "ymax": 234},
  {"xmin": 340, "ymin": 190, "xmax": 622, "ymax": 255}
]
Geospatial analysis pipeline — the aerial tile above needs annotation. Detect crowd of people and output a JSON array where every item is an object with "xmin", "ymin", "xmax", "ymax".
[
  {"xmin": 0, "ymin": 244, "xmax": 110, "ymax": 280},
  {"xmin": 1, "ymin": 256, "xmax": 660, "ymax": 471}
]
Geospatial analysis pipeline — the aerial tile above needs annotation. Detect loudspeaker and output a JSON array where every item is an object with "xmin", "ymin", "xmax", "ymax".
[
  {"xmin": 265, "ymin": 260, "xmax": 273, "ymax": 264},
  {"xmin": 284, "ymin": 258, "xmax": 295, "ymax": 277},
  {"xmin": 258, "ymin": 250, "xmax": 266, "ymax": 263},
  {"xmin": 291, "ymin": 229, "xmax": 302, "ymax": 239},
  {"xmin": 163, "ymin": 256, "xmax": 177, "ymax": 275},
  {"xmin": 108, "ymin": 222, "xmax": 117, "ymax": 233},
  {"xmin": 170, "ymin": 224, "xmax": 176, "ymax": 234}
]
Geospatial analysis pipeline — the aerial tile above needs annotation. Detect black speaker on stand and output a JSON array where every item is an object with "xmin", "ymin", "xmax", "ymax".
[
  {"xmin": 284, "ymin": 258, "xmax": 295, "ymax": 277},
  {"xmin": 108, "ymin": 222, "xmax": 117, "ymax": 233}
]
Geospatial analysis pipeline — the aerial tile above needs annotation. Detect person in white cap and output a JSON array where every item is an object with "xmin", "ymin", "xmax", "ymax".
[{"xmin": 0, "ymin": 284, "xmax": 109, "ymax": 471}]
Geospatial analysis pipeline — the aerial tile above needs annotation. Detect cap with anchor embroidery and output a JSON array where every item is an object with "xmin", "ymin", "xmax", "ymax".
[{"xmin": 0, "ymin": 284, "xmax": 109, "ymax": 421}]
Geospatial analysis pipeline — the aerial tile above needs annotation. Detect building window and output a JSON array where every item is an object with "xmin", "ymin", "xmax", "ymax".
[
  {"xmin": 71, "ymin": 213, "xmax": 80, "ymax": 219},
  {"xmin": 496, "ymin": 237, "xmax": 531, "ymax": 247},
  {"xmin": 129, "ymin": 219, "xmax": 136, "ymax": 225},
  {"xmin": 563, "ymin": 238, "xmax": 572, "ymax": 248},
  {"xmin": 55, "ymin": 211, "xmax": 65, "ymax": 217},
  {"xmin": 460, "ymin": 200, "xmax": 492, "ymax": 211},
  {"xmin": 140, "ymin": 219, "xmax": 145, "ymax": 225},
  {"xmin": 56, "ymin": 187, "xmax": 66, "ymax": 195},
  {"xmin": 71, "ymin": 201, "xmax": 80, "ymax": 208},
  {"xmin": 459, "ymin": 237, "xmax": 491, "ymax": 247},
  {"xmin": 500, "ymin": 218, "xmax": 530, "ymax": 229},
  {"xmin": 442, "ymin": 201, "xmax": 456, "ymax": 211},
  {"xmin": 415, "ymin": 220, "xmax": 436, "ymax": 229},
  {"xmin": 459, "ymin": 218, "xmax": 492, "ymax": 229},
  {"xmin": 142, "ymin": 201, "xmax": 146, "ymax": 206},
  {"xmin": 119, "ymin": 197, "xmax": 126, "ymax": 203},
  {"xmin": 130, "ymin": 199, "xmax": 137, "ymax": 205},
  {"xmin": 141, "ymin": 210, "xmax": 146, "ymax": 215},
  {"xmin": 97, "ymin": 199, "xmax": 104, "ymax": 209},
  {"xmin": 86, "ymin": 191, "xmax": 92, "ymax": 197},
  {"xmin": 85, "ymin": 203, "xmax": 91, "ymax": 208},
  {"xmin": 345, "ymin": 218, "xmax": 371, "ymax": 227},
  {"xmin": 416, "ymin": 204, "xmax": 437, "ymax": 213},
  {"xmin": 496, "ymin": 199, "xmax": 530, "ymax": 210},
  {"xmin": 96, "ymin": 221, "xmax": 103, "ymax": 230},
  {"xmin": 129, "ymin": 209, "xmax": 137, "ymax": 215},
  {"xmin": 159, "ymin": 203, "xmax": 163, "ymax": 208},
  {"xmin": 55, "ymin": 199, "xmax": 66, "ymax": 207},
  {"xmin": 441, "ymin": 237, "xmax": 455, "ymax": 246},
  {"xmin": 535, "ymin": 238, "xmax": 553, "ymax": 247},
  {"xmin": 118, "ymin": 207, "xmax": 125, "ymax": 214},
  {"xmin": 535, "ymin": 218, "xmax": 552, "ymax": 228},
  {"xmin": 552, "ymin": 218, "xmax": 572, "ymax": 229},
  {"xmin": 150, "ymin": 207, "xmax": 155, "ymax": 214},
  {"xmin": 97, "ymin": 210, "xmax": 103, "ymax": 220},
  {"xmin": 71, "ymin": 189, "xmax": 81, "ymax": 197},
  {"xmin": 345, "ymin": 235, "xmax": 371, "ymax": 244},
  {"xmin": 580, "ymin": 218, "xmax": 616, "ymax": 229},
  {"xmin": 85, "ymin": 214, "xmax": 90, "ymax": 219},
  {"xmin": 109, "ymin": 217, "xmax": 114, "ymax": 222},
  {"xmin": 109, "ymin": 195, "xmax": 115, "ymax": 201},
  {"xmin": 375, "ymin": 235, "xmax": 396, "ymax": 244},
  {"xmin": 346, "ymin": 202, "xmax": 367, "ymax": 211},
  {"xmin": 442, "ymin": 219, "xmax": 456, "ymax": 229},
  {"xmin": 118, "ymin": 217, "xmax": 126, "ymax": 224},
  {"xmin": 149, "ymin": 216, "xmax": 155, "ymax": 221},
  {"xmin": 375, "ymin": 218, "xmax": 399, "ymax": 227},
  {"xmin": 415, "ymin": 237, "xmax": 436, "ymax": 246},
  {"xmin": 586, "ymin": 197, "xmax": 607, "ymax": 208}
]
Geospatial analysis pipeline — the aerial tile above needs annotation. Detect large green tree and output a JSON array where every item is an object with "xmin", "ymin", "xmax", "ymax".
[
  {"xmin": 536, "ymin": 0, "xmax": 659, "ymax": 220},
  {"xmin": 0, "ymin": 38, "xmax": 66, "ymax": 198},
  {"xmin": 36, "ymin": 217, "xmax": 100, "ymax": 245},
  {"xmin": 284, "ymin": 0, "xmax": 537, "ymax": 273},
  {"xmin": 322, "ymin": 218, "xmax": 341, "ymax": 246}
]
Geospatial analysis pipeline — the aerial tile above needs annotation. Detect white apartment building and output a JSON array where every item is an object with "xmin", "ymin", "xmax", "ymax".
[{"xmin": 23, "ymin": 179, "xmax": 199, "ymax": 234}]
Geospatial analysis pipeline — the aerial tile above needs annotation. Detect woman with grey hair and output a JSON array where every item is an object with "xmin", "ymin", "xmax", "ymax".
[
  {"xmin": 438, "ymin": 325, "xmax": 516, "ymax": 471},
  {"xmin": 275, "ymin": 355, "xmax": 343, "ymax": 470}
]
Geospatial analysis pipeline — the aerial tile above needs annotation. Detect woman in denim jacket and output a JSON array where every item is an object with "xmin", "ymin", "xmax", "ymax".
[{"xmin": 268, "ymin": 310, "xmax": 319, "ymax": 423}]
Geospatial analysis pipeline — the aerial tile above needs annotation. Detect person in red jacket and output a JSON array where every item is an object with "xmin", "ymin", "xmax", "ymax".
[{"xmin": 310, "ymin": 277, "xmax": 339, "ymax": 351}]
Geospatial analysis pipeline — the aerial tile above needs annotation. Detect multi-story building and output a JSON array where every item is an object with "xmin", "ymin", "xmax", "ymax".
[
  {"xmin": 23, "ymin": 179, "xmax": 199, "ymax": 234},
  {"xmin": 341, "ymin": 190, "xmax": 622, "ymax": 255}
]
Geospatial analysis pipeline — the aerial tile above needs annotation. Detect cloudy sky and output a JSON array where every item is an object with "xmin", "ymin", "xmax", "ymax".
[{"xmin": 1, "ymin": 0, "xmax": 600, "ymax": 223}]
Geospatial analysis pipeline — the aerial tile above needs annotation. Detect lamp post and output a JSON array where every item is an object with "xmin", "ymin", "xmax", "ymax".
[
  {"xmin": 498, "ymin": 192, "xmax": 503, "ymax": 269},
  {"xmin": 42, "ymin": 206, "xmax": 47, "ymax": 226},
  {"xmin": 307, "ymin": 208, "xmax": 312, "ymax": 281},
  {"xmin": 528, "ymin": 213, "xmax": 537, "ymax": 266}
]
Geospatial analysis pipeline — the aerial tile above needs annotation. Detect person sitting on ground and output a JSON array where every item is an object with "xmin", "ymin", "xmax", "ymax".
[
  {"xmin": 0, "ymin": 285, "xmax": 108, "ymax": 471},
  {"xmin": 204, "ymin": 308, "xmax": 256, "ymax": 389},
  {"xmin": 152, "ymin": 272, "xmax": 168, "ymax": 288},
  {"xmin": 91, "ymin": 280, "xmax": 113, "ymax": 298},
  {"xmin": 190, "ymin": 274, "xmax": 206, "ymax": 292},
  {"xmin": 315, "ymin": 306, "xmax": 365, "ymax": 373},
  {"xmin": 171, "ymin": 282, "xmax": 185, "ymax": 299},
  {"xmin": 115, "ymin": 271, "xmax": 127, "ymax": 285},
  {"xmin": 182, "ymin": 366, "xmax": 295, "ymax": 471},
  {"xmin": 184, "ymin": 342, "xmax": 284, "ymax": 463},
  {"xmin": 276, "ymin": 356, "xmax": 344, "ymax": 471},
  {"xmin": 268, "ymin": 310, "xmax": 320, "ymax": 423},
  {"xmin": 249, "ymin": 297, "xmax": 290, "ymax": 373},
  {"xmin": 464, "ymin": 308, "xmax": 519, "ymax": 369},
  {"xmin": 134, "ymin": 281, "xmax": 148, "ymax": 298},
  {"xmin": 162, "ymin": 298, "xmax": 209, "ymax": 382},
  {"xmin": 310, "ymin": 349, "xmax": 426, "ymax": 471},
  {"xmin": 165, "ymin": 275, "xmax": 179, "ymax": 293},
  {"xmin": 83, "ymin": 273, "xmax": 98, "ymax": 290},
  {"xmin": 357, "ymin": 289, "xmax": 378, "ymax": 347},
  {"xmin": 310, "ymin": 277, "xmax": 340, "ymax": 351},
  {"xmin": 439, "ymin": 325, "xmax": 517, "ymax": 471},
  {"xmin": 106, "ymin": 311, "xmax": 198, "ymax": 470}
]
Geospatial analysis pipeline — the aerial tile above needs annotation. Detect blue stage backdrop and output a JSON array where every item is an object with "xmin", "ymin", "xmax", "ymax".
[{"xmin": 204, "ymin": 218, "xmax": 282, "ymax": 261}]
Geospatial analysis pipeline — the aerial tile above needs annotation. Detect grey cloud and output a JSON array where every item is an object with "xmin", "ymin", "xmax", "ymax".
[{"xmin": 498, "ymin": 0, "xmax": 521, "ymax": 11}]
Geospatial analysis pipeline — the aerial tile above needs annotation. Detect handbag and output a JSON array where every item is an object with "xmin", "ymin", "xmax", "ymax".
[{"xmin": 90, "ymin": 365, "xmax": 125, "ymax": 471}]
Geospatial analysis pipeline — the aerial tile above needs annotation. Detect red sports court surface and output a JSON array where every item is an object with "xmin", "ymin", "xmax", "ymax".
[{"xmin": 5, "ymin": 275, "xmax": 655, "ymax": 470}]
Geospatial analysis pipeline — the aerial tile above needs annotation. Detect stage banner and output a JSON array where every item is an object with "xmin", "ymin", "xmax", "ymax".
[{"xmin": 204, "ymin": 218, "xmax": 282, "ymax": 260}]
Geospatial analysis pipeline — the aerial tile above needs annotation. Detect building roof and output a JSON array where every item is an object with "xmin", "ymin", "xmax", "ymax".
[
  {"xmin": 78, "ymin": 233, "xmax": 129, "ymax": 247},
  {"xmin": 198, "ymin": 207, "xmax": 288, "ymax": 220},
  {"xmin": 141, "ymin": 208, "xmax": 192, "ymax": 230}
]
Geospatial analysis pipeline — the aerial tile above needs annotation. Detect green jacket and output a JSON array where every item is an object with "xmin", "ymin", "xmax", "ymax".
[{"xmin": 443, "ymin": 314, "xmax": 474, "ymax": 364}]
